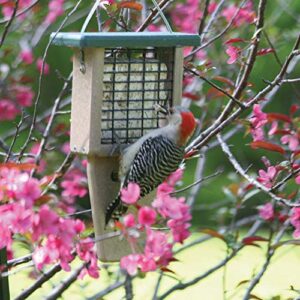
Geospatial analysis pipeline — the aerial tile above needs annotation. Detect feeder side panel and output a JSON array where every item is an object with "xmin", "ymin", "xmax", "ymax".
[
  {"xmin": 173, "ymin": 47, "xmax": 184, "ymax": 106},
  {"xmin": 70, "ymin": 48, "xmax": 104, "ymax": 154}
]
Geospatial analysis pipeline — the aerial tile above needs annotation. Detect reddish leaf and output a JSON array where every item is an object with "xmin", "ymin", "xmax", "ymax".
[
  {"xmin": 200, "ymin": 229, "xmax": 225, "ymax": 241},
  {"xmin": 184, "ymin": 149, "xmax": 199, "ymax": 159},
  {"xmin": 250, "ymin": 141, "xmax": 285, "ymax": 154},
  {"xmin": 207, "ymin": 87, "xmax": 227, "ymax": 99},
  {"xmin": 224, "ymin": 38, "xmax": 245, "ymax": 44},
  {"xmin": 249, "ymin": 294, "xmax": 264, "ymax": 300},
  {"xmin": 242, "ymin": 236, "xmax": 268, "ymax": 245},
  {"xmin": 213, "ymin": 76, "xmax": 235, "ymax": 87},
  {"xmin": 118, "ymin": 1, "xmax": 143, "ymax": 11},
  {"xmin": 35, "ymin": 195, "xmax": 53, "ymax": 205},
  {"xmin": 40, "ymin": 173, "xmax": 62, "ymax": 186},
  {"xmin": 267, "ymin": 113, "xmax": 291, "ymax": 123},
  {"xmin": 160, "ymin": 267, "xmax": 176, "ymax": 274},
  {"xmin": 290, "ymin": 104, "xmax": 299, "ymax": 115},
  {"xmin": 257, "ymin": 48, "xmax": 274, "ymax": 56},
  {"xmin": 0, "ymin": 162, "xmax": 37, "ymax": 170},
  {"xmin": 236, "ymin": 279, "xmax": 250, "ymax": 287},
  {"xmin": 183, "ymin": 92, "xmax": 199, "ymax": 101}
]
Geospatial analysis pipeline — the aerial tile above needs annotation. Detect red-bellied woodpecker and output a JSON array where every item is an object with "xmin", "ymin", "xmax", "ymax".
[{"xmin": 105, "ymin": 106, "xmax": 197, "ymax": 225}]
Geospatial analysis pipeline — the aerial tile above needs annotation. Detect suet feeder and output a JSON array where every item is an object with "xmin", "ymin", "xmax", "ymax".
[{"xmin": 52, "ymin": 32, "xmax": 200, "ymax": 261}]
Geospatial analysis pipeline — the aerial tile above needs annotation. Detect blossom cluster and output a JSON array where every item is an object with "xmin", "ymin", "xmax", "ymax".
[
  {"xmin": 0, "ymin": 164, "xmax": 98, "ymax": 279},
  {"xmin": 117, "ymin": 169, "xmax": 192, "ymax": 276},
  {"xmin": 247, "ymin": 104, "xmax": 300, "ymax": 238}
]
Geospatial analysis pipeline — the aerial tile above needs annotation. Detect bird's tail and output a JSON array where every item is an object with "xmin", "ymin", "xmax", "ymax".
[{"xmin": 105, "ymin": 194, "xmax": 128, "ymax": 226}]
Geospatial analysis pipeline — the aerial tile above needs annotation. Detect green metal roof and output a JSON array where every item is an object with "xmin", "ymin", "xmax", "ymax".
[{"xmin": 50, "ymin": 32, "xmax": 200, "ymax": 48}]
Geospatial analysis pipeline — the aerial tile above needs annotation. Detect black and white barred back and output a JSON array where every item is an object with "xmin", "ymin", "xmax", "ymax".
[{"xmin": 105, "ymin": 135, "xmax": 185, "ymax": 225}]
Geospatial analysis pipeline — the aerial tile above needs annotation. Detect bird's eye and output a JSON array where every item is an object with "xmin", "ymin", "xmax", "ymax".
[{"xmin": 169, "ymin": 108, "xmax": 174, "ymax": 115}]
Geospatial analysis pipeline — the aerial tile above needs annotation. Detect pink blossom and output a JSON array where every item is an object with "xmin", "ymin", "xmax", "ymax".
[
  {"xmin": 17, "ymin": 177, "xmax": 41, "ymax": 207},
  {"xmin": 61, "ymin": 169, "xmax": 87, "ymax": 199},
  {"xmin": 32, "ymin": 246, "xmax": 52, "ymax": 270},
  {"xmin": 138, "ymin": 206, "xmax": 157, "ymax": 226},
  {"xmin": 45, "ymin": 0, "xmax": 64, "ymax": 24},
  {"xmin": 0, "ymin": 99, "xmax": 19, "ymax": 121},
  {"xmin": 208, "ymin": 2, "xmax": 217, "ymax": 14},
  {"xmin": 167, "ymin": 168, "xmax": 184, "ymax": 186},
  {"xmin": 250, "ymin": 127, "xmax": 264, "ymax": 142},
  {"xmin": 257, "ymin": 166, "xmax": 277, "ymax": 188},
  {"xmin": 225, "ymin": 45, "xmax": 240, "ymax": 64},
  {"xmin": 15, "ymin": 85, "xmax": 34, "ymax": 107},
  {"xmin": 281, "ymin": 133, "xmax": 299, "ymax": 151},
  {"xmin": 145, "ymin": 229, "xmax": 173, "ymax": 266},
  {"xmin": 167, "ymin": 219, "xmax": 191, "ymax": 243},
  {"xmin": 156, "ymin": 182, "xmax": 174, "ymax": 196},
  {"xmin": 171, "ymin": 0, "xmax": 202, "ymax": 33},
  {"xmin": 121, "ymin": 182, "xmax": 140, "ymax": 204},
  {"xmin": 268, "ymin": 121, "xmax": 278, "ymax": 136},
  {"xmin": 36, "ymin": 58, "xmax": 50, "ymax": 75},
  {"xmin": 139, "ymin": 255, "xmax": 157, "ymax": 272},
  {"xmin": 32, "ymin": 205, "xmax": 60, "ymax": 240},
  {"xmin": 222, "ymin": 1, "xmax": 255, "ymax": 27},
  {"xmin": 258, "ymin": 203, "xmax": 274, "ymax": 221},
  {"xmin": 290, "ymin": 208, "xmax": 300, "ymax": 239},
  {"xmin": 295, "ymin": 175, "xmax": 300, "ymax": 185},
  {"xmin": 19, "ymin": 49, "xmax": 34, "ymax": 64},
  {"xmin": 153, "ymin": 194, "xmax": 191, "ymax": 221},
  {"xmin": 123, "ymin": 213, "xmax": 136, "ymax": 228},
  {"xmin": 250, "ymin": 104, "xmax": 268, "ymax": 129},
  {"xmin": 120, "ymin": 254, "xmax": 141, "ymax": 275}
]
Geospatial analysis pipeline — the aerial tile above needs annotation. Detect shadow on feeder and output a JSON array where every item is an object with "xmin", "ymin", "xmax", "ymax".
[{"xmin": 51, "ymin": 32, "xmax": 200, "ymax": 261}]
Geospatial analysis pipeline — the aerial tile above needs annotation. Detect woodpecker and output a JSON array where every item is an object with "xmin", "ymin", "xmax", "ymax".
[{"xmin": 105, "ymin": 106, "xmax": 197, "ymax": 225}]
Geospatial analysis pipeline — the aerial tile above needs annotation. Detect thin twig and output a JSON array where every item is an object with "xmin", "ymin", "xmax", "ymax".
[
  {"xmin": 198, "ymin": 0, "xmax": 210, "ymax": 36},
  {"xmin": 186, "ymin": 34, "xmax": 300, "ymax": 153},
  {"xmin": 172, "ymin": 169, "xmax": 223, "ymax": 195},
  {"xmin": 137, "ymin": 0, "xmax": 170, "ymax": 32},
  {"xmin": 125, "ymin": 273, "xmax": 133, "ymax": 300},
  {"xmin": 217, "ymin": 134, "xmax": 300, "ymax": 207},
  {"xmin": 0, "ymin": 0, "xmax": 19, "ymax": 48},
  {"xmin": 0, "ymin": 0, "xmax": 40, "ymax": 25},
  {"xmin": 242, "ymin": 219, "xmax": 290, "ymax": 299},
  {"xmin": 87, "ymin": 280, "xmax": 125, "ymax": 300},
  {"xmin": 18, "ymin": 0, "xmax": 83, "ymax": 161},
  {"xmin": 44, "ymin": 264, "xmax": 86, "ymax": 300}
]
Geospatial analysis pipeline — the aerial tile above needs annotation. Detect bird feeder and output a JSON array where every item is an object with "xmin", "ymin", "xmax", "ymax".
[{"xmin": 51, "ymin": 32, "xmax": 200, "ymax": 261}]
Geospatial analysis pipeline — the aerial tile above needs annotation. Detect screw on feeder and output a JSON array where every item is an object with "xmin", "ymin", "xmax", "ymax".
[{"xmin": 79, "ymin": 49, "xmax": 86, "ymax": 74}]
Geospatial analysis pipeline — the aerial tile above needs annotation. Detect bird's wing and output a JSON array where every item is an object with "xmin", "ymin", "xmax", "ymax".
[{"xmin": 123, "ymin": 135, "xmax": 184, "ymax": 197}]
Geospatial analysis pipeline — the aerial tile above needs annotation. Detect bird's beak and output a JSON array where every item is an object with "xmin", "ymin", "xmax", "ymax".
[{"xmin": 153, "ymin": 103, "xmax": 169, "ymax": 115}]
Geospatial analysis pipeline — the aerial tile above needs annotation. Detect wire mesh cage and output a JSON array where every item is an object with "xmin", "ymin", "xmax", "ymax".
[
  {"xmin": 52, "ymin": 32, "xmax": 200, "ymax": 261},
  {"xmin": 101, "ymin": 47, "xmax": 174, "ymax": 145}
]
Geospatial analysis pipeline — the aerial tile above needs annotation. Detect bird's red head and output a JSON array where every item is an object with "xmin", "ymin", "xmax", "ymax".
[{"xmin": 179, "ymin": 111, "xmax": 197, "ymax": 146}]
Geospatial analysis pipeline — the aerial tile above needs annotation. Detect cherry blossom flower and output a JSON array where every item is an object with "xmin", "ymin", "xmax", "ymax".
[
  {"xmin": 258, "ymin": 203, "xmax": 274, "ymax": 221},
  {"xmin": 171, "ymin": 0, "xmax": 202, "ymax": 33},
  {"xmin": 281, "ymin": 133, "xmax": 299, "ymax": 151},
  {"xmin": 290, "ymin": 208, "xmax": 300, "ymax": 238},
  {"xmin": 0, "ymin": 99, "xmax": 19, "ymax": 121},
  {"xmin": 37, "ymin": 58, "xmax": 50, "ymax": 75},
  {"xmin": 45, "ymin": 0, "xmax": 65, "ymax": 24},
  {"xmin": 120, "ymin": 254, "xmax": 141, "ymax": 276},
  {"xmin": 257, "ymin": 166, "xmax": 277, "ymax": 188},
  {"xmin": 121, "ymin": 182, "xmax": 140, "ymax": 204},
  {"xmin": 61, "ymin": 169, "xmax": 88, "ymax": 199},
  {"xmin": 222, "ymin": 1, "xmax": 255, "ymax": 26},
  {"xmin": 123, "ymin": 213, "xmax": 136, "ymax": 228},
  {"xmin": 15, "ymin": 85, "xmax": 34, "ymax": 107},
  {"xmin": 19, "ymin": 49, "xmax": 34, "ymax": 64},
  {"xmin": 167, "ymin": 168, "xmax": 184, "ymax": 186},
  {"xmin": 225, "ymin": 45, "xmax": 240, "ymax": 64},
  {"xmin": 138, "ymin": 206, "xmax": 157, "ymax": 226}
]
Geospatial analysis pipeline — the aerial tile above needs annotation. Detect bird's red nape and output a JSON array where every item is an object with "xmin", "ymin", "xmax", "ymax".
[{"xmin": 179, "ymin": 111, "xmax": 196, "ymax": 145}]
